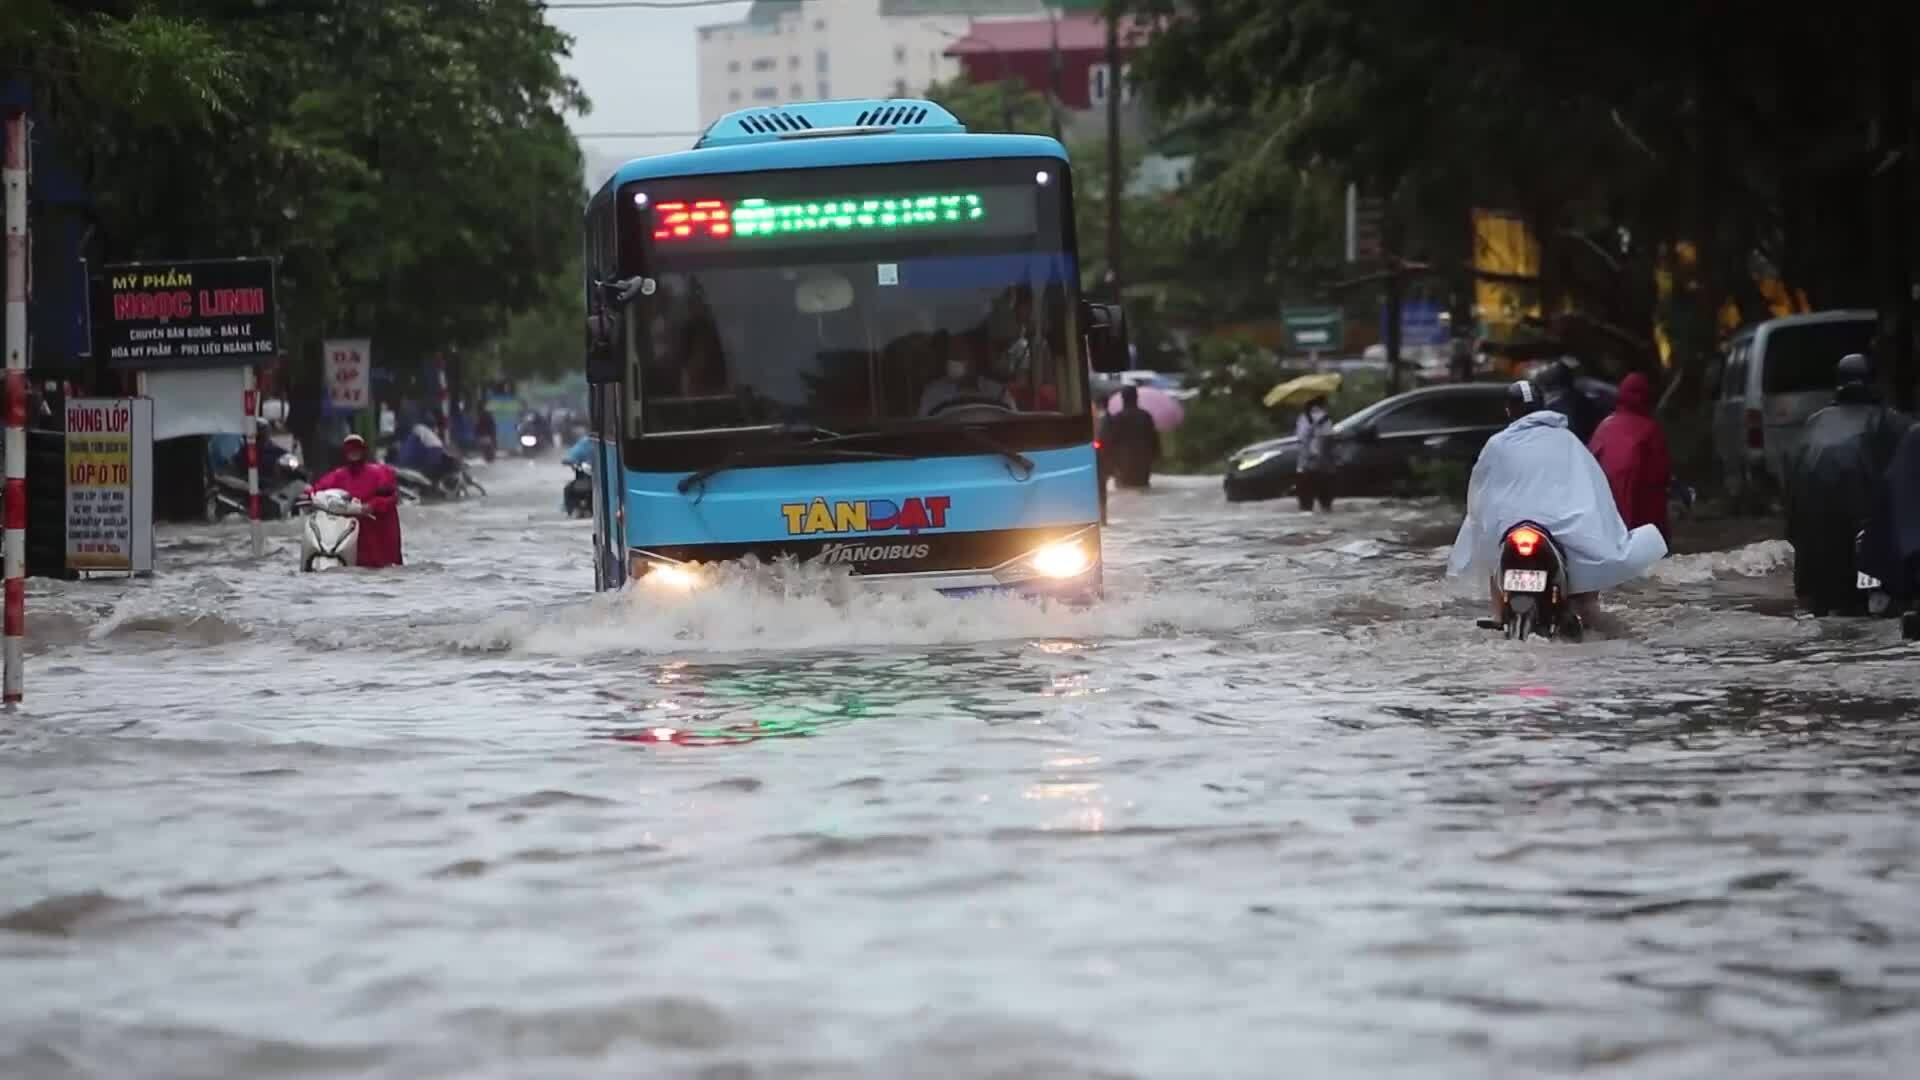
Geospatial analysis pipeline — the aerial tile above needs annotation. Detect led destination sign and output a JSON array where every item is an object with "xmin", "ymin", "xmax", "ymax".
[{"xmin": 644, "ymin": 185, "xmax": 1038, "ymax": 250}]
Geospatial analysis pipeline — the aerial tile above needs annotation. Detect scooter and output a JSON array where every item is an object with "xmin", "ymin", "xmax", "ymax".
[
  {"xmin": 563, "ymin": 462, "xmax": 593, "ymax": 518},
  {"xmin": 1479, "ymin": 520, "xmax": 1583, "ymax": 642},
  {"xmin": 296, "ymin": 488, "xmax": 363, "ymax": 571},
  {"xmin": 206, "ymin": 445, "xmax": 308, "ymax": 522}
]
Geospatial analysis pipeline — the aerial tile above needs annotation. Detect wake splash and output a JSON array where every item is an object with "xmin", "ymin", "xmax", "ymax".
[
  {"xmin": 457, "ymin": 559, "xmax": 1247, "ymax": 657},
  {"xmin": 1649, "ymin": 539, "xmax": 1794, "ymax": 585}
]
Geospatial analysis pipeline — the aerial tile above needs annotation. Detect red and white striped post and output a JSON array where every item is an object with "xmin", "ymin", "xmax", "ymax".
[
  {"xmin": 3, "ymin": 108, "xmax": 29, "ymax": 704},
  {"xmin": 243, "ymin": 365, "xmax": 263, "ymax": 557}
]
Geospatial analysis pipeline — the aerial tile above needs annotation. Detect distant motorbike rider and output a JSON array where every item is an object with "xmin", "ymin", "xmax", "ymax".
[
  {"xmin": 1536, "ymin": 357, "xmax": 1602, "ymax": 443},
  {"xmin": 1448, "ymin": 380, "xmax": 1668, "ymax": 624},
  {"xmin": 1097, "ymin": 384, "xmax": 1160, "ymax": 489},
  {"xmin": 395, "ymin": 415, "xmax": 459, "ymax": 485},
  {"xmin": 308, "ymin": 434, "xmax": 403, "ymax": 568},
  {"xmin": 1784, "ymin": 353, "xmax": 1912, "ymax": 615}
]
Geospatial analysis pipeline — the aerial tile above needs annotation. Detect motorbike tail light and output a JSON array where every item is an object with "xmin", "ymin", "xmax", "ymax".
[
  {"xmin": 1092, "ymin": 439, "xmax": 1102, "ymax": 451},
  {"xmin": 1508, "ymin": 527, "xmax": 1541, "ymax": 557},
  {"xmin": 1744, "ymin": 408, "xmax": 1763, "ymax": 450}
]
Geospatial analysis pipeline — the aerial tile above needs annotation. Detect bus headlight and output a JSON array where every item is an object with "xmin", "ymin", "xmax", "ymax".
[
  {"xmin": 639, "ymin": 560, "xmax": 703, "ymax": 591},
  {"xmin": 1029, "ymin": 539, "xmax": 1093, "ymax": 579}
]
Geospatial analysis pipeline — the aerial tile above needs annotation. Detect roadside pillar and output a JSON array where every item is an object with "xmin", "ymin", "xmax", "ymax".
[{"xmin": 3, "ymin": 108, "xmax": 28, "ymax": 704}]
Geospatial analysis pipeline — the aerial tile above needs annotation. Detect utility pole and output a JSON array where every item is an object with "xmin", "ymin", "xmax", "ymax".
[
  {"xmin": 1048, "ymin": 6, "xmax": 1064, "ymax": 142},
  {"xmin": 1878, "ymin": 0, "xmax": 1914, "ymax": 410},
  {"xmin": 1103, "ymin": 0, "xmax": 1122, "ymax": 299}
]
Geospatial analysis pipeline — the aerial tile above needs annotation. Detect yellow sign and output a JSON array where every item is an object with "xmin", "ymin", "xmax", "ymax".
[{"xmin": 64, "ymin": 399, "xmax": 154, "ymax": 573}]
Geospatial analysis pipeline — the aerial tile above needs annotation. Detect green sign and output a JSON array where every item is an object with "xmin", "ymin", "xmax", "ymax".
[{"xmin": 1282, "ymin": 306, "xmax": 1344, "ymax": 352}]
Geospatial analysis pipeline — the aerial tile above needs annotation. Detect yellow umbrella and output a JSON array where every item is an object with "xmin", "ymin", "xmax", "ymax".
[{"xmin": 1263, "ymin": 372, "xmax": 1343, "ymax": 409}]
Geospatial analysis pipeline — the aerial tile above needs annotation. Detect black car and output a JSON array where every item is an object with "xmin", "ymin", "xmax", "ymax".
[{"xmin": 1222, "ymin": 380, "xmax": 1617, "ymax": 502}]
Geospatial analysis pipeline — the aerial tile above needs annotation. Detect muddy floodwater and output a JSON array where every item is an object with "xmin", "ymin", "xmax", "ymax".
[{"xmin": 4, "ymin": 463, "xmax": 1918, "ymax": 1079}]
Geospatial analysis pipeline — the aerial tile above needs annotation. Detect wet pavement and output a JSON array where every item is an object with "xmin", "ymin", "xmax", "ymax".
[{"xmin": 4, "ymin": 462, "xmax": 1918, "ymax": 1078}]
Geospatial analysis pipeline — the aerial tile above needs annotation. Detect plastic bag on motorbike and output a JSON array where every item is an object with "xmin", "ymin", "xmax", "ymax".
[{"xmin": 1446, "ymin": 411, "xmax": 1667, "ymax": 594}]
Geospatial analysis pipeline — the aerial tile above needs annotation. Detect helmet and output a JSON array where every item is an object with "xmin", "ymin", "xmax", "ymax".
[
  {"xmin": 1505, "ymin": 380, "xmax": 1544, "ymax": 417},
  {"xmin": 1837, "ymin": 352, "xmax": 1871, "ymax": 387}
]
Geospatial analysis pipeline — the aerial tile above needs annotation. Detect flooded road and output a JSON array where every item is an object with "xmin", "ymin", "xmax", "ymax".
[{"xmin": 5, "ymin": 462, "xmax": 1918, "ymax": 1078}]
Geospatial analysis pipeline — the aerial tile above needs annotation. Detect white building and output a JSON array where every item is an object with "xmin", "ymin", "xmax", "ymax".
[{"xmin": 696, "ymin": 0, "xmax": 1042, "ymax": 127}]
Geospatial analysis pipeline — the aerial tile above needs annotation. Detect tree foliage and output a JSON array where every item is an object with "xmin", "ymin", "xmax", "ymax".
[
  {"xmin": 1125, "ymin": 0, "xmax": 1917, "ymax": 400},
  {"xmin": 13, "ymin": 0, "xmax": 587, "ymax": 399}
]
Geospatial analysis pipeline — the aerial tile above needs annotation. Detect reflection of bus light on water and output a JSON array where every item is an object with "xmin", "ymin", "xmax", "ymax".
[{"xmin": 583, "ymin": 98, "xmax": 1131, "ymax": 601}]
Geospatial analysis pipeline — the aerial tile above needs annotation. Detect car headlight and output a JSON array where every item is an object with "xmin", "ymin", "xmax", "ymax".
[
  {"xmin": 520, "ymin": 434, "xmax": 539, "ymax": 447},
  {"xmin": 283, "ymin": 455, "xmax": 301, "ymax": 471},
  {"xmin": 1234, "ymin": 448, "xmax": 1280, "ymax": 472}
]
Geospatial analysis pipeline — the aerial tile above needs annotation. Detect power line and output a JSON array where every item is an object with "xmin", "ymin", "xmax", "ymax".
[
  {"xmin": 574, "ymin": 130, "xmax": 702, "ymax": 139},
  {"xmin": 543, "ymin": 1, "xmax": 754, "ymax": 10}
]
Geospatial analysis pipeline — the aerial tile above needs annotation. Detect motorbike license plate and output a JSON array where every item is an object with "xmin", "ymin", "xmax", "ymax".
[
  {"xmin": 1858, "ymin": 571, "xmax": 1882, "ymax": 590},
  {"xmin": 1502, "ymin": 569, "xmax": 1549, "ymax": 593}
]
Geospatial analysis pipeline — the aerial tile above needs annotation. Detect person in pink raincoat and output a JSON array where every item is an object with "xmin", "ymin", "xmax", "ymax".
[{"xmin": 308, "ymin": 434, "xmax": 403, "ymax": 568}]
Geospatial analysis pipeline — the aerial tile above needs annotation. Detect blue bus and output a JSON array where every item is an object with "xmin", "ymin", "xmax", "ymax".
[{"xmin": 581, "ymin": 99, "xmax": 1129, "ymax": 599}]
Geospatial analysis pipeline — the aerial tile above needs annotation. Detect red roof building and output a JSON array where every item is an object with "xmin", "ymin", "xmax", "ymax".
[{"xmin": 941, "ymin": 14, "xmax": 1153, "ymax": 112}]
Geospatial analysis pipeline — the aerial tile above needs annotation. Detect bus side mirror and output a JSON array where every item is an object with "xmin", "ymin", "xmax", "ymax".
[
  {"xmin": 1082, "ymin": 301, "xmax": 1130, "ymax": 373},
  {"xmin": 585, "ymin": 309, "xmax": 622, "ymax": 384}
]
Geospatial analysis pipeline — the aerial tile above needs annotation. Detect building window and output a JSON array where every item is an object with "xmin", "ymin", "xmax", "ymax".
[
  {"xmin": 814, "ymin": 19, "xmax": 826, "ymax": 31},
  {"xmin": 753, "ymin": 86, "xmax": 778, "ymax": 101},
  {"xmin": 727, "ymin": 60, "xmax": 740, "ymax": 73},
  {"xmin": 791, "ymin": 83, "xmax": 803, "ymax": 97},
  {"xmin": 751, "ymin": 57, "xmax": 776, "ymax": 72},
  {"xmin": 729, "ymin": 89, "xmax": 742, "ymax": 103},
  {"xmin": 894, "ymin": 44, "xmax": 907, "ymax": 64},
  {"xmin": 816, "ymin": 49, "xmax": 828, "ymax": 74},
  {"xmin": 892, "ymin": 77, "xmax": 907, "ymax": 97},
  {"xmin": 789, "ymin": 55, "xmax": 800, "ymax": 69},
  {"xmin": 818, "ymin": 80, "xmax": 830, "ymax": 98},
  {"xmin": 1088, "ymin": 63, "xmax": 1136, "ymax": 106}
]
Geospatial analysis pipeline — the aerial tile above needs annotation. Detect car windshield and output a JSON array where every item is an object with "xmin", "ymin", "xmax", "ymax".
[{"xmin": 633, "ymin": 252, "xmax": 1081, "ymax": 435}]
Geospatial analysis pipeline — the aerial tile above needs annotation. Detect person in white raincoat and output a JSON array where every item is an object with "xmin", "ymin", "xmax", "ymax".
[{"xmin": 1447, "ymin": 381, "xmax": 1669, "ymax": 621}]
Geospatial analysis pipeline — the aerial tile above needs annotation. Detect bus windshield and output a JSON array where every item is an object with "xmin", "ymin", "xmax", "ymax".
[
  {"xmin": 615, "ymin": 158, "xmax": 1084, "ymax": 448},
  {"xmin": 636, "ymin": 252, "xmax": 1079, "ymax": 434}
]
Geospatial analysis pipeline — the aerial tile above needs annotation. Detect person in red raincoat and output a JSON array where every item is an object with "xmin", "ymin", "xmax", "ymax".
[
  {"xmin": 1586, "ymin": 371, "xmax": 1671, "ymax": 542},
  {"xmin": 309, "ymin": 433, "xmax": 404, "ymax": 568}
]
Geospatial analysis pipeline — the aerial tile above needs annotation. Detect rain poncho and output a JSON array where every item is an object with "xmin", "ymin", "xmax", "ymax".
[
  {"xmin": 1862, "ymin": 424, "xmax": 1920, "ymax": 601},
  {"xmin": 1447, "ymin": 410, "xmax": 1668, "ymax": 593},
  {"xmin": 562, "ymin": 435, "xmax": 596, "ymax": 467},
  {"xmin": 1784, "ymin": 389, "xmax": 1910, "ymax": 605},
  {"xmin": 1586, "ymin": 372, "xmax": 1671, "ymax": 540},
  {"xmin": 309, "ymin": 459, "xmax": 403, "ymax": 568},
  {"xmin": 1295, "ymin": 407, "xmax": 1334, "ymax": 473},
  {"xmin": 1097, "ymin": 404, "xmax": 1158, "ymax": 488}
]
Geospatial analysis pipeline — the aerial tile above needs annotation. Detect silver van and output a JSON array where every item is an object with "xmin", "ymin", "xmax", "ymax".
[{"xmin": 1713, "ymin": 309, "xmax": 1877, "ymax": 500}]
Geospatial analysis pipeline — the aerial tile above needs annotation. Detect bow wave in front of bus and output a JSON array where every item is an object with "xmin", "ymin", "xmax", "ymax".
[{"xmin": 580, "ymin": 99, "xmax": 1129, "ymax": 600}]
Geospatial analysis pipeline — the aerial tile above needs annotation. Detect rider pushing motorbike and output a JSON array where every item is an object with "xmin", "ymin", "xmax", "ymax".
[
  {"xmin": 309, "ymin": 434, "xmax": 404, "ymax": 568},
  {"xmin": 1448, "ymin": 381, "xmax": 1667, "ymax": 626}
]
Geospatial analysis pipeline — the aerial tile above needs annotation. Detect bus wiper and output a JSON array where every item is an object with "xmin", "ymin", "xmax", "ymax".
[
  {"xmin": 791, "ymin": 424, "xmax": 1034, "ymax": 479},
  {"xmin": 954, "ymin": 425, "xmax": 1035, "ymax": 480},
  {"xmin": 677, "ymin": 444, "xmax": 908, "ymax": 497}
]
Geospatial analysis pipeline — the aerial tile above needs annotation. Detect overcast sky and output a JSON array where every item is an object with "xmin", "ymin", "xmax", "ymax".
[{"xmin": 549, "ymin": 1, "xmax": 755, "ymax": 189}]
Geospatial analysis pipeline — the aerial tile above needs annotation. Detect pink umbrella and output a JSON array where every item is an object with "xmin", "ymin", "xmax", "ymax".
[{"xmin": 1106, "ymin": 386, "xmax": 1184, "ymax": 430}]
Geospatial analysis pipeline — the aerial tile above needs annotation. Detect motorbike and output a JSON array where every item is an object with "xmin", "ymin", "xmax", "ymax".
[
  {"xmin": 391, "ymin": 457, "xmax": 485, "ymax": 502},
  {"xmin": 563, "ymin": 462, "xmax": 593, "ymax": 518},
  {"xmin": 206, "ymin": 443, "xmax": 308, "ymax": 522},
  {"xmin": 1482, "ymin": 520, "xmax": 1584, "ymax": 642},
  {"xmin": 295, "ymin": 488, "xmax": 363, "ymax": 571}
]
